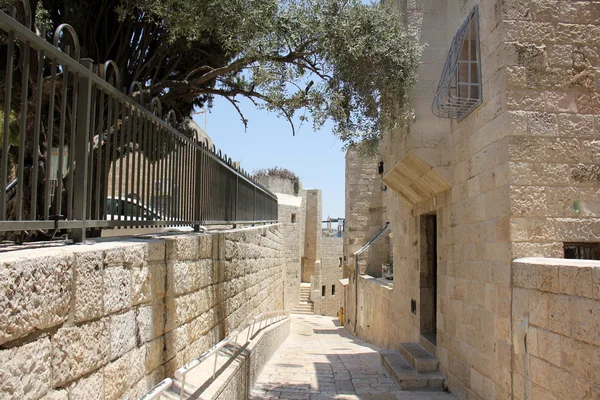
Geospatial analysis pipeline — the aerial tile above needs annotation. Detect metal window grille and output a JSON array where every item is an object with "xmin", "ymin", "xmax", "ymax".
[
  {"xmin": 432, "ymin": 6, "xmax": 482, "ymax": 120},
  {"xmin": 564, "ymin": 243, "xmax": 600, "ymax": 260}
]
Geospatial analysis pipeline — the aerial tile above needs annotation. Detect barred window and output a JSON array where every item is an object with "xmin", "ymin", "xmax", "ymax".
[
  {"xmin": 564, "ymin": 243, "xmax": 600, "ymax": 260},
  {"xmin": 432, "ymin": 6, "xmax": 482, "ymax": 120}
]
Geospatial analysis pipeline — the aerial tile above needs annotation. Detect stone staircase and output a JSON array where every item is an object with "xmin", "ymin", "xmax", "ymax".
[
  {"xmin": 291, "ymin": 284, "xmax": 314, "ymax": 315},
  {"xmin": 381, "ymin": 342, "xmax": 445, "ymax": 390}
]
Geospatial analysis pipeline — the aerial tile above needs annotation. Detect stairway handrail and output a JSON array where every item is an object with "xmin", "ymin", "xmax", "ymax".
[{"xmin": 172, "ymin": 309, "xmax": 287, "ymax": 400}]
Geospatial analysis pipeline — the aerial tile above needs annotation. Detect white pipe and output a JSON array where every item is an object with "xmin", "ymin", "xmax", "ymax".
[{"xmin": 139, "ymin": 378, "xmax": 172, "ymax": 400}]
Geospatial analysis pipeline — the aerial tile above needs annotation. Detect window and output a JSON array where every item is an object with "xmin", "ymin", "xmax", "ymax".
[
  {"xmin": 564, "ymin": 243, "xmax": 600, "ymax": 260},
  {"xmin": 322, "ymin": 285, "xmax": 326, "ymax": 297},
  {"xmin": 291, "ymin": 213, "xmax": 297, "ymax": 223},
  {"xmin": 338, "ymin": 257, "xmax": 342, "ymax": 268},
  {"xmin": 332, "ymin": 285, "xmax": 336, "ymax": 296},
  {"xmin": 433, "ymin": 5, "xmax": 482, "ymax": 120}
]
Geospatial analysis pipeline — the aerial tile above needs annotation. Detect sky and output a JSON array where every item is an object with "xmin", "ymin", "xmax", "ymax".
[{"xmin": 193, "ymin": 97, "xmax": 346, "ymax": 219}]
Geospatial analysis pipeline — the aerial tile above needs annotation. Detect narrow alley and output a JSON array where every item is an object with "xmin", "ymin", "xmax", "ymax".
[{"xmin": 250, "ymin": 315, "xmax": 455, "ymax": 400}]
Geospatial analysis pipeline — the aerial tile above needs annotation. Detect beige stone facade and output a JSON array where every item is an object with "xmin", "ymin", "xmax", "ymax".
[
  {"xmin": 344, "ymin": 1, "xmax": 600, "ymax": 399},
  {"xmin": 512, "ymin": 258, "xmax": 599, "ymax": 400},
  {"xmin": 311, "ymin": 236, "xmax": 344, "ymax": 316},
  {"xmin": 0, "ymin": 225, "xmax": 283, "ymax": 400},
  {"xmin": 303, "ymin": 189, "xmax": 323, "ymax": 282}
]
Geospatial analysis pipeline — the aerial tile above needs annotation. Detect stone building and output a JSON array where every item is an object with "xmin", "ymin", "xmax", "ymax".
[
  {"xmin": 344, "ymin": 1, "xmax": 600, "ymax": 399},
  {"xmin": 258, "ymin": 176, "xmax": 344, "ymax": 317},
  {"xmin": 256, "ymin": 176, "xmax": 306, "ymax": 312}
]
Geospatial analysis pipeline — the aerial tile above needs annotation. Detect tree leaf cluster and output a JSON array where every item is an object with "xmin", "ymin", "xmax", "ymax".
[{"xmin": 30, "ymin": 0, "xmax": 420, "ymax": 147}]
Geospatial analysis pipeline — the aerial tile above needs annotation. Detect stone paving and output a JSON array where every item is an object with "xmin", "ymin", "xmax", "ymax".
[{"xmin": 250, "ymin": 315, "xmax": 455, "ymax": 400}]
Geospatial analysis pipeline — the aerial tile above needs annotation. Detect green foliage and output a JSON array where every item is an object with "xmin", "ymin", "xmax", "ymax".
[
  {"xmin": 253, "ymin": 167, "xmax": 301, "ymax": 195},
  {"xmin": 0, "ymin": 109, "xmax": 19, "ymax": 147},
  {"xmin": 29, "ymin": 0, "xmax": 420, "ymax": 147}
]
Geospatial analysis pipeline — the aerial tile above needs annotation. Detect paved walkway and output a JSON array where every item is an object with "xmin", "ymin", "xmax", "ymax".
[{"xmin": 250, "ymin": 315, "xmax": 455, "ymax": 400}]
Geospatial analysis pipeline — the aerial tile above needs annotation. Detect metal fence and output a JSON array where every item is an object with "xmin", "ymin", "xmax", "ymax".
[{"xmin": 0, "ymin": 5, "xmax": 277, "ymax": 242}]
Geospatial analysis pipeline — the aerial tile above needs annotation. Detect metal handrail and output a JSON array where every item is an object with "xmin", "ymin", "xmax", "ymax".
[
  {"xmin": 352, "ymin": 222, "xmax": 389, "ymax": 334},
  {"xmin": 173, "ymin": 310, "xmax": 287, "ymax": 400},
  {"xmin": 138, "ymin": 378, "xmax": 172, "ymax": 400}
]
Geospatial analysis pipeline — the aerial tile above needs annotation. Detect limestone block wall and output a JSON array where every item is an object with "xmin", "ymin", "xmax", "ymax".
[
  {"xmin": 503, "ymin": 1, "xmax": 600, "ymax": 259},
  {"xmin": 343, "ymin": 149, "xmax": 389, "ymax": 277},
  {"xmin": 278, "ymin": 202, "xmax": 305, "ymax": 311},
  {"xmin": 312, "ymin": 237, "xmax": 343, "ymax": 316},
  {"xmin": 256, "ymin": 176, "xmax": 297, "ymax": 196},
  {"xmin": 302, "ymin": 190, "xmax": 322, "ymax": 282},
  {"xmin": 355, "ymin": 275, "xmax": 396, "ymax": 350},
  {"xmin": 512, "ymin": 258, "xmax": 600, "ymax": 400},
  {"xmin": 0, "ymin": 225, "xmax": 283, "ymax": 400}
]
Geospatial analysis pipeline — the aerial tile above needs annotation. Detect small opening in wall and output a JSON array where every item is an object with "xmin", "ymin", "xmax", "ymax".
[
  {"xmin": 332, "ymin": 285, "xmax": 336, "ymax": 296},
  {"xmin": 322, "ymin": 285, "xmax": 326, "ymax": 297},
  {"xmin": 378, "ymin": 162, "xmax": 384, "ymax": 174},
  {"xmin": 338, "ymin": 257, "xmax": 342, "ymax": 268},
  {"xmin": 564, "ymin": 242, "xmax": 600, "ymax": 260},
  {"xmin": 291, "ymin": 213, "xmax": 297, "ymax": 223}
]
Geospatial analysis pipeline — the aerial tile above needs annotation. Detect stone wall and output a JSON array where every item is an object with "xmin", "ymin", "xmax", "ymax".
[
  {"xmin": 256, "ymin": 176, "xmax": 298, "ymax": 196},
  {"xmin": 504, "ymin": 1, "xmax": 600, "ymax": 259},
  {"xmin": 512, "ymin": 258, "xmax": 600, "ymax": 400},
  {"xmin": 278, "ymin": 201, "xmax": 305, "ymax": 312},
  {"xmin": 0, "ymin": 225, "xmax": 284, "ymax": 400},
  {"xmin": 343, "ymin": 149, "xmax": 389, "ymax": 278},
  {"xmin": 302, "ymin": 190, "xmax": 322, "ymax": 282},
  {"xmin": 312, "ymin": 237, "xmax": 343, "ymax": 316},
  {"xmin": 355, "ymin": 275, "xmax": 396, "ymax": 350}
]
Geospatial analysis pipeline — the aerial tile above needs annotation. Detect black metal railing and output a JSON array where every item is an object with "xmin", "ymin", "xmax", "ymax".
[{"xmin": 0, "ymin": 6, "xmax": 277, "ymax": 242}]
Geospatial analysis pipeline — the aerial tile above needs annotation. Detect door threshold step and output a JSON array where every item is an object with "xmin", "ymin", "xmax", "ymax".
[
  {"xmin": 399, "ymin": 342, "xmax": 439, "ymax": 372},
  {"xmin": 380, "ymin": 350, "xmax": 444, "ymax": 390}
]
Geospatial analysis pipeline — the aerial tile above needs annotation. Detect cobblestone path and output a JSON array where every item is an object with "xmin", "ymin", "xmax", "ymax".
[{"xmin": 250, "ymin": 315, "xmax": 455, "ymax": 400}]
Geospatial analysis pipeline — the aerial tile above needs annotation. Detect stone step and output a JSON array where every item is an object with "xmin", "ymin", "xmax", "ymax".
[
  {"xmin": 293, "ymin": 306, "xmax": 314, "ymax": 311},
  {"xmin": 399, "ymin": 342, "xmax": 439, "ymax": 373},
  {"xmin": 290, "ymin": 310, "xmax": 314, "ymax": 315},
  {"xmin": 380, "ymin": 350, "xmax": 445, "ymax": 391}
]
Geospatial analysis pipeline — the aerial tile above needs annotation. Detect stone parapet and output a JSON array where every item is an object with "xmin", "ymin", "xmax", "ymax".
[
  {"xmin": 512, "ymin": 257, "xmax": 600, "ymax": 400},
  {"xmin": 0, "ymin": 225, "xmax": 284, "ymax": 400}
]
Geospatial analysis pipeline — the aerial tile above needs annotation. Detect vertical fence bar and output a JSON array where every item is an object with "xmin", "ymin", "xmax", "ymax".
[
  {"xmin": 56, "ymin": 61, "xmax": 70, "ymax": 217},
  {"xmin": 110, "ymin": 95, "xmax": 119, "ymax": 220},
  {"xmin": 86, "ymin": 82, "xmax": 97, "ymax": 221},
  {"xmin": 15, "ymin": 39, "xmax": 30, "ymax": 222},
  {"xmin": 123, "ymin": 102, "xmax": 132, "ymax": 219},
  {"xmin": 169, "ymin": 136, "xmax": 175, "ymax": 221},
  {"xmin": 140, "ymin": 117, "xmax": 147, "ymax": 222},
  {"xmin": 102, "ymin": 81, "xmax": 113, "ymax": 221},
  {"xmin": 94, "ymin": 87, "xmax": 104, "ymax": 220},
  {"xmin": 134, "ymin": 112, "xmax": 142, "ymax": 222},
  {"xmin": 117, "ymin": 89, "xmax": 126, "ymax": 220},
  {"xmin": 67, "ymin": 73, "xmax": 79, "ymax": 221},
  {"xmin": 194, "ymin": 147, "xmax": 202, "ymax": 230},
  {"xmin": 151, "ymin": 122, "xmax": 158, "ymax": 222},
  {"xmin": 0, "ymin": 29, "xmax": 15, "ymax": 220},
  {"xmin": 72, "ymin": 59, "xmax": 93, "ymax": 242},
  {"xmin": 30, "ymin": 48, "xmax": 45, "ymax": 220}
]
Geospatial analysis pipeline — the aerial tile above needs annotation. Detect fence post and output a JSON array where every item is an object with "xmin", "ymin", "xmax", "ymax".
[
  {"xmin": 193, "ymin": 147, "xmax": 202, "ymax": 231},
  {"xmin": 235, "ymin": 175, "xmax": 239, "ymax": 221},
  {"xmin": 253, "ymin": 186, "xmax": 256, "ymax": 222},
  {"xmin": 72, "ymin": 58, "xmax": 94, "ymax": 242}
]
